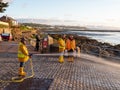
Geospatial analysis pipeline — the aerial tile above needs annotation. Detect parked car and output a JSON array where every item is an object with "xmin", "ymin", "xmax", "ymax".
[{"xmin": 1, "ymin": 33, "xmax": 12, "ymax": 41}]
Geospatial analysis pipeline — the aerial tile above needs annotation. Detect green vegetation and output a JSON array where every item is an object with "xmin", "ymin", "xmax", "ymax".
[
  {"xmin": 21, "ymin": 23, "xmax": 54, "ymax": 31},
  {"xmin": 21, "ymin": 23, "xmax": 50, "ymax": 28},
  {"xmin": 0, "ymin": 2, "xmax": 9, "ymax": 13},
  {"xmin": 19, "ymin": 25, "xmax": 32, "ymax": 31},
  {"xmin": 21, "ymin": 23, "xmax": 88, "ymax": 31}
]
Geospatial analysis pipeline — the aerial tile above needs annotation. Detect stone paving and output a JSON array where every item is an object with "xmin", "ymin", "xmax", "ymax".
[{"xmin": 0, "ymin": 41, "xmax": 120, "ymax": 90}]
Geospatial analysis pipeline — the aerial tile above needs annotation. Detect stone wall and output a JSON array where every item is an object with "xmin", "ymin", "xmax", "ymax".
[{"xmin": 0, "ymin": 28, "xmax": 11, "ymax": 34}]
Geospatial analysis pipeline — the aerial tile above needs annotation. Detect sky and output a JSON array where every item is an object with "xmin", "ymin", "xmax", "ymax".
[{"xmin": 1, "ymin": 0, "xmax": 120, "ymax": 28}]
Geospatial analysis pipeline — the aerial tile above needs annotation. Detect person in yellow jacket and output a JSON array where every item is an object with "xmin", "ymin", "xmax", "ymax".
[
  {"xmin": 58, "ymin": 34, "xmax": 66, "ymax": 63},
  {"xmin": 18, "ymin": 37, "xmax": 30, "ymax": 77},
  {"xmin": 66, "ymin": 35, "xmax": 76, "ymax": 62}
]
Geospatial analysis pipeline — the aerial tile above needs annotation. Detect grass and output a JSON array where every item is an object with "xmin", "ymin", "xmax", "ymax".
[{"xmin": 20, "ymin": 25, "xmax": 32, "ymax": 31}]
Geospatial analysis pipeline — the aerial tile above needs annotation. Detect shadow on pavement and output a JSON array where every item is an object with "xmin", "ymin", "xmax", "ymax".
[{"xmin": 3, "ymin": 78, "xmax": 53, "ymax": 90}]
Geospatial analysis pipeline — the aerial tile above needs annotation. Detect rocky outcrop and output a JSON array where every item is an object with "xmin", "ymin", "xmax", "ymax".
[
  {"xmin": 11, "ymin": 28, "xmax": 22, "ymax": 41},
  {"xmin": 11, "ymin": 27, "xmax": 37, "ymax": 42}
]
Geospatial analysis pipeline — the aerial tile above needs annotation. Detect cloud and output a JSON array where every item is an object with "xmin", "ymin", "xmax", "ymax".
[
  {"xmin": 2, "ymin": 0, "xmax": 13, "ymax": 3},
  {"xmin": 64, "ymin": 14, "xmax": 73, "ymax": 17},
  {"xmin": 22, "ymin": 3, "xmax": 28, "ymax": 8}
]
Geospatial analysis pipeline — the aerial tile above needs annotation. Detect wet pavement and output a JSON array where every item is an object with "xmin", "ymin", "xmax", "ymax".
[{"xmin": 0, "ymin": 41, "xmax": 120, "ymax": 90}]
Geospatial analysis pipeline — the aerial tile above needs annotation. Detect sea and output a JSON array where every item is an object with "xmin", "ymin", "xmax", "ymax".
[
  {"xmin": 69, "ymin": 31, "xmax": 120, "ymax": 45},
  {"xmin": 46, "ymin": 30, "xmax": 120, "ymax": 45}
]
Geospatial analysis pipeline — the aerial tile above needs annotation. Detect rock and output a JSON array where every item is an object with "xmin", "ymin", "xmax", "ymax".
[
  {"xmin": 49, "ymin": 33, "xmax": 120, "ymax": 59},
  {"xmin": 99, "ymin": 50, "xmax": 110, "ymax": 57},
  {"xmin": 11, "ymin": 27, "xmax": 37, "ymax": 42}
]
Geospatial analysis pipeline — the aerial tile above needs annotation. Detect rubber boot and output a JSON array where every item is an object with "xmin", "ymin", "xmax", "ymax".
[
  {"xmin": 58, "ymin": 56, "xmax": 64, "ymax": 63},
  {"xmin": 19, "ymin": 67, "xmax": 26, "ymax": 77}
]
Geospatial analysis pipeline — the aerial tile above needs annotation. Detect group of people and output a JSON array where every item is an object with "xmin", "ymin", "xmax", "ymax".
[
  {"xmin": 58, "ymin": 34, "xmax": 76, "ymax": 63},
  {"xmin": 17, "ymin": 34, "xmax": 77, "ymax": 77}
]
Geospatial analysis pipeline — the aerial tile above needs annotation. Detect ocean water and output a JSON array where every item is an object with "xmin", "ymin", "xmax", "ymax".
[{"xmin": 70, "ymin": 31, "xmax": 120, "ymax": 45}]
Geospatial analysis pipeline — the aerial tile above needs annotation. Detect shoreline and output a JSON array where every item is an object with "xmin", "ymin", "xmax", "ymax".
[
  {"xmin": 45, "ymin": 30, "xmax": 120, "ymax": 45},
  {"xmin": 43, "ymin": 30, "xmax": 120, "ymax": 45},
  {"xmin": 64, "ymin": 29, "xmax": 120, "ymax": 32}
]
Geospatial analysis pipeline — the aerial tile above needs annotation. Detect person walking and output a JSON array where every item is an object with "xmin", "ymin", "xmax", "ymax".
[
  {"xmin": 58, "ymin": 34, "xmax": 66, "ymax": 63},
  {"xmin": 66, "ymin": 35, "xmax": 76, "ymax": 62},
  {"xmin": 35, "ymin": 34, "xmax": 40, "ymax": 51},
  {"xmin": 17, "ymin": 37, "xmax": 30, "ymax": 77}
]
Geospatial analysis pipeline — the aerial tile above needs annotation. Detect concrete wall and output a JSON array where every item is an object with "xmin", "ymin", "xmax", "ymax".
[
  {"xmin": 0, "ymin": 21, "xmax": 10, "ymax": 34},
  {"xmin": 0, "ymin": 28, "xmax": 11, "ymax": 34}
]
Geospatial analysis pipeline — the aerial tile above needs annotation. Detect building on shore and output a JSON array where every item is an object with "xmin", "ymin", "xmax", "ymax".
[{"xmin": 0, "ymin": 15, "xmax": 18, "ymax": 27}]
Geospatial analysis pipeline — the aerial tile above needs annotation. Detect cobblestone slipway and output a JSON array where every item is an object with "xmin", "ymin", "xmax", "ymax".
[{"xmin": 0, "ymin": 41, "xmax": 120, "ymax": 90}]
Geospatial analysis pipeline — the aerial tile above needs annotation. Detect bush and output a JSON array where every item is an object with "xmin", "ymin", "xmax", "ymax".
[{"xmin": 20, "ymin": 25, "xmax": 32, "ymax": 31}]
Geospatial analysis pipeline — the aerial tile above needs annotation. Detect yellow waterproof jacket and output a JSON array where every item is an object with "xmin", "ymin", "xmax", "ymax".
[
  {"xmin": 66, "ymin": 39, "xmax": 76, "ymax": 51},
  {"xmin": 18, "ymin": 42, "xmax": 29, "ymax": 62},
  {"xmin": 58, "ymin": 38, "xmax": 65, "ymax": 52}
]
